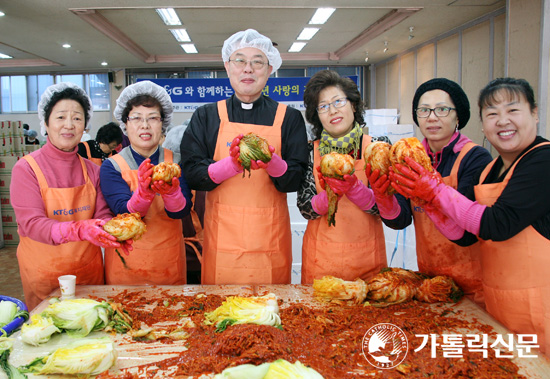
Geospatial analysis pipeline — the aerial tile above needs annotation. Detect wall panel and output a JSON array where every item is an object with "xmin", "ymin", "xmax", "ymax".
[
  {"xmin": 461, "ymin": 21, "xmax": 490, "ymax": 145},
  {"xmin": 400, "ymin": 52, "xmax": 416, "ymax": 125},
  {"xmin": 436, "ymin": 34, "xmax": 459, "ymax": 82},
  {"xmin": 493, "ymin": 13, "xmax": 506, "ymax": 79},
  {"xmin": 386, "ymin": 60, "xmax": 400, "ymax": 112},
  {"xmin": 375, "ymin": 64, "xmax": 387, "ymax": 108},
  {"xmin": 417, "ymin": 43, "xmax": 435, "ymax": 86}
]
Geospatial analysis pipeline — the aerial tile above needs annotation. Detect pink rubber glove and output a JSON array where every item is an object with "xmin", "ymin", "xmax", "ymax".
[
  {"xmin": 366, "ymin": 164, "xmax": 400, "ymax": 219},
  {"xmin": 324, "ymin": 174, "xmax": 358, "ymax": 196},
  {"xmin": 127, "ymin": 159, "xmax": 156, "ymax": 215},
  {"xmin": 311, "ymin": 191, "xmax": 329, "ymax": 215},
  {"xmin": 51, "ymin": 219, "xmax": 120, "ymax": 248},
  {"xmin": 344, "ymin": 179, "xmax": 375, "ymax": 211},
  {"xmin": 389, "ymin": 157, "xmax": 444, "ymax": 203},
  {"xmin": 254, "ymin": 146, "xmax": 288, "ymax": 178},
  {"xmin": 316, "ymin": 166, "xmax": 327, "ymax": 190},
  {"xmin": 208, "ymin": 135, "xmax": 244, "ymax": 183},
  {"xmin": 118, "ymin": 239, "xmax": 134, "ymax": 256},
  {"xmin": 391, "ymin": 157, "xmax": 486, "ymax": 235},
  {"xmin": 152, "ymin": 177, "xmax": 186, "ymax": 212},
  {"xmin": 423, "ymin": 203, "xmax": 466, "ymax": 240}
]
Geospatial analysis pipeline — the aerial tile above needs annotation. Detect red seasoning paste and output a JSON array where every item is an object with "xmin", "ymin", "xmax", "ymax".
[{"xmin": 96, "ymin": 290, "xmax": 526, "ymax": 379}]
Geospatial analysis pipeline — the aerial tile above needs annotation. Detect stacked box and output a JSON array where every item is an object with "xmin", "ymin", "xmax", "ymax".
[
  {"xmin": 25, "ymin": 145, "xmax": 41, "ymax": 153},
  {"xmin": 3, "ymin": 225, "xmax": 18, "ymax": 246},
  {"xmin": 11, "ymin": 121, "xmax": 25, "ymax": 156},
  {"xmin": 0, "ymin": 122, "xmax": 13, "ymax": 156},
  {"xmin": 0, "ymin": 154, "xmax": 19, "ymax": 245}
]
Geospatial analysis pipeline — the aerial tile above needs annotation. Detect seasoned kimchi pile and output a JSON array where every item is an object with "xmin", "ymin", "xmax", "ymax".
[{"xmin": 93, "ymin": 289, "xmax": 526, "ymax": 379}]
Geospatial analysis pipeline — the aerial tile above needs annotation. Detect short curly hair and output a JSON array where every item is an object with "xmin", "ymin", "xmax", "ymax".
[
  {"xmin": 303, "ymin": 70, "xmax": 365, "ymax": 140},
  {"xmin": 96, "ymin": 122, "xmax": 123, "ymax": 145},
  {"xmin": 120, "ymin": 95, "xmax": 164, "ymax": 126},
  {"xmin": 43, "ymin": 87, "xmax": 92, "ymax": 127}
]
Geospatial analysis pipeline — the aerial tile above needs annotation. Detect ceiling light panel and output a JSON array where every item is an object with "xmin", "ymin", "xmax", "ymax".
[
  {"xmin": 156, "ymin": 8, "xmax": 181, "ymax": 26},
  {"xmin": 181, "ymin": 44, "xmax": 198, "ymax": 54},
  {"xmin": 288, "ymin": 42, "xmax": 306, "ymax": 53},
  {"xmin": 0, "ymin": 53, "xmax": 13, "ymax": 59},
  {"xmin": 297, "ymin": 28, "xmax": 319, "ymax": 41},
  {"xmin": 309, "ymin": 8, "xmax": 335, "ymax": 25},
  {"xmin": 170, "ymin": 29, "xmax": 191, "ymax": 42}
]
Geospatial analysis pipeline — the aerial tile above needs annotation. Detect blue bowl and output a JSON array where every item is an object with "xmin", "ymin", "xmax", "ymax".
[{"xmin": 0, "ymin": 295, "xmax": 28, "ymax": 336}]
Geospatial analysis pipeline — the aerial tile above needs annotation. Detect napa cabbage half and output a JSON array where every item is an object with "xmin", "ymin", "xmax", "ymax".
[
  {"xmin": 19, "ymin": 337, "xmax": 116, "ymax": 376},
  {"xmin": 204, "ymin": 293, "xmax": 281, "ymax": 331}
]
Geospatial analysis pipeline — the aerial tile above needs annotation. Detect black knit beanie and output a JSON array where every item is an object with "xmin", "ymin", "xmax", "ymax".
[{"xmin": 412, "ymin": 78, "xmax": 470, "ymax": 130}]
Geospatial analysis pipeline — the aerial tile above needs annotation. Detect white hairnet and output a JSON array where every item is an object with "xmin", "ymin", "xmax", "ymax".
[
  {"xmin": 162, "ymin": 120, "xmax": 190, "ymax": 155},
  {"xmin": 222, "ymin": 29, "xmax": 282, "ymax": 73},
  {"xmin": 27, "ymin": 129, "xmax": 38, "ymax": 138},
  {"xmin": 114, "ymin": 81, "xmax": 173, "ymax": 135},
  {"xmin": 37, "ymin": 82, "xmax": 93, "ymax": 137}
]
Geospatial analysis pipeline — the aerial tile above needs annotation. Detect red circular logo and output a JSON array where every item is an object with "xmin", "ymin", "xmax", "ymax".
[{"xmin": 362, "ymin": 323, "xmax": 408, "ymax": 369}]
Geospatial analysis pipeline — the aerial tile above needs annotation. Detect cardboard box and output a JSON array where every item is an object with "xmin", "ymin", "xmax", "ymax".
[
  {"xmin": 0, "ymin": 173, "xmax": 11, "ymax": 193},
  {"xmin": 13, "ymin": 135, "xmax": 24, "ymax": 150},
  {"xmin": 0, "ymin": 121, "xmax": 12, "ymax": 138},
  {"xmin": 0, "ymin": 155, "xmax": 20, "ymax": 173},
  {"xmin": 1, "ymin": 206, "xmax": 16, "ymax": 226},
  {"xmin": 1, "ymin": 134, "xmax": 14, "ymax": 151},
  {"xmin": 0, "ymin": 193, "xmax": 12, "ymax": 209},
  {"xmin": 25, "ymin": 145, "xmax": 40, "ymax": 153},
  {"xmin": 3, "ymin": 225, "xmax": 19, "ymax": 245},
  {"xmin": 11, "ymin": 121, "xmax": 22, "ymax": 137}
]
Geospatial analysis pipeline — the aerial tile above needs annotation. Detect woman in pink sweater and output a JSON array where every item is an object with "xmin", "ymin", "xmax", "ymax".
[{"xmin": 10, "ymin": 82, "xmax": 128, "ymax": 309}]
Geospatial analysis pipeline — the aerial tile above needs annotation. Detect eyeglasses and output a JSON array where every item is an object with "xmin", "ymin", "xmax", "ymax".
[
  {"xmin": 228, "ymin": 58, "xmax": 268, "ymax": 70},
  {"xmin": 317, "ymin": 97, "xmax": 348, "ymax": 114},
  {"xmin": 415, "ymin": 106, "xmax": 456, "ymax": 118},
  {"xmin": 127, "ymin": 116, "xmax": 163, "ymax": 126}
]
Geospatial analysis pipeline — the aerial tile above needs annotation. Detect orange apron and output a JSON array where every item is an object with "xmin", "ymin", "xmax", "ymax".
[
  {"xmin": 201, "ymin": 100, "xmax": 292, "ymax": 285},
  {"xmin": 475, "ymin": 142, "xmax": 550, "ymax": 354},
  {"xmin": 104, "ymin": 148, "xmax": 186, "ymax": 285},
  {"xmin": 301, "ymin": 136, "xmax": 387, "ymax": 284},
  {"xmin": 17, "ymin": 155, "xmax": 103, "ymax": 310},
  {"xmin": 83, "ymin": 141, "xmax": 103, "ymax": 166},
  {"xmin": 412, "ymin": 143, "xmax": 484, "ymax": 307}
]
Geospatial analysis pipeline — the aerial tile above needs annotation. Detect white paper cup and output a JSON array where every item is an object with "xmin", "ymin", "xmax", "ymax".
[{"xmin": 58, "ymin": 275, "xmax": 76, "ymax": 299}]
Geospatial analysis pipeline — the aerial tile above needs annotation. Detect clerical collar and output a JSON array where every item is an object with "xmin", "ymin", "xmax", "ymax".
[{"xmin": 234, "ymin": 94, "xmax": 263, "ymax": 110}]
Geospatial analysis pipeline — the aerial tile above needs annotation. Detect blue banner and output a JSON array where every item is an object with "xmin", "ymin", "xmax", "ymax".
[{"xmin": 140, "ymin": 76, "xmax": 358, "ymax": 112}]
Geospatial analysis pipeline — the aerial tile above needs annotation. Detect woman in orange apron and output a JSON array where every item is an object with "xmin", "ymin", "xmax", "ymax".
[
  {"xmin": 299, "ymin": 70, "xmax": 387, "ymax": 284},
  {"xmin": 390, "ymin": 77, "xmax": 550, "ymax": 354},
  {"xmin": 100, "ymin": 81, "xmax": 192, "ymax": 285},
  {"xmin": 368, "ymin": 78, "xmax": 492, "ymax": 307},
  {"xmin": 77, "ymin": 122, "xmax": 123, "ymax": 166},
  {"xmin": 10, "ymin": 83, "xmax": 125, "ymax": 310}
]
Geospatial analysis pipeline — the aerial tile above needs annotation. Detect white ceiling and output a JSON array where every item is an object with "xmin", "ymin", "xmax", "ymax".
[{"xmin": 0, "ymin": 0, "xmax": 505, "ymax": 75}]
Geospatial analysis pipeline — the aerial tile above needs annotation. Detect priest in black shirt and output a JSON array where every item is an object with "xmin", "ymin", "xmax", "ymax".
[{"xmin": 181, "ymin": 29, "xmax": 308, "ymax": 285}]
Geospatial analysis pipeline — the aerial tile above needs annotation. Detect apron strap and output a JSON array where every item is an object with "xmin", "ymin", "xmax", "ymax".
[
  {"xmin": 448, "ymin": 142, "xmax": 476, "ymax": 188},
  {"xmin": 111, "ymin": 147, "xmax": 173, "ymax": 171},
  {"xmin": 22, "ymin": 155, "xmax": 49, "ymax": 190},
  {"xmin": 84, "ymin": 141, "xmax": 92, "ymax": 160},
  {"xmin": 112, "ymin": 152, "xmax": 131, "ymax": 172},
  {"xmin": 22, "ymin": 154, "xmax": 89, "ymax": 192},
  {"xmin": 480, "ymin": 142, "xmax": 550, "ymax": 183},
  {"xmin": 217, "ymin": 100, "xmax": 288, "ymax": 129},
  {"xmin": 217, "ymin": 100, "xmax": 229, "ymax": 123},
  {"xmin": 272, "ymin": 103, "xmax": 287, "ymax": 129}
]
